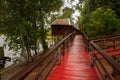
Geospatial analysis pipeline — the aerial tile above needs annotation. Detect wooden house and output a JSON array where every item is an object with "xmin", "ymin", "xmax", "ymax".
[{"xmin": 51, "ymin": 19, "xmax": 79, "ymax": 36}]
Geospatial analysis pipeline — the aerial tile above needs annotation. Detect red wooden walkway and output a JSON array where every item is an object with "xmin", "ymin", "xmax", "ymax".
[{"xmin": 47, "ymin": 35, "xmax": 101, "ymax": 80}]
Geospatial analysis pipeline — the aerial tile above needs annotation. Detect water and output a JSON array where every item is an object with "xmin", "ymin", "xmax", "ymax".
[
  {"xmin": 0, "ymin": 35, "xmax": 56, "ymax": 70},
  {"xmin": 0, "ymin": 35, "xmax": 20, "ymax": 68}
]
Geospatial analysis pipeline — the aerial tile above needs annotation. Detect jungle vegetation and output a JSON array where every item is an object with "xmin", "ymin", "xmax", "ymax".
[
  {"xmin": 0, "ymin": 0, "xmax": 76, "ymax": 61},
  {"xmin": 78, "ymin": 0, "xmax": 120, "ymax": 38},
  {"xmin": 0, "ymin": 0, "xmax": 63, "ymax": 61},
  {"xmin": 0, "ymin": 0, "xmax": 120, "ymax": 61}
]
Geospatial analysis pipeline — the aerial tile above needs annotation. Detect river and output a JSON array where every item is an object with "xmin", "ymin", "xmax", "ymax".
[
  {"xmin": 0, "ymin": 35, "xmax": 20, "ymax": 68},
  {"xmin": 0, "ymin": 35, "xmax": 55, "ymax": 70}
]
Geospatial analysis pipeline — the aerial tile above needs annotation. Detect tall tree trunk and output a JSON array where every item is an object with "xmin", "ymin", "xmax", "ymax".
[
  {"xmin": 20, "ymin": 33, "xmax": 28, "ymax": 61},
  {"xmin": 41, "ymin": 25, "xmax": 48, "ymax": 51},
  {"xmin": 40, "ymin": 16, "xmax": 48, "ymax": 51},
  {"xmin": 26, "ymin": 37, "xmax": 32, "ymax": 61},
  {"xmin": 21, "ymin": 34, "xmax": 32, "ymax": 62},
  {"xmin": 34, "ymin": 38, "xmax": 38, "ymax": 55}
]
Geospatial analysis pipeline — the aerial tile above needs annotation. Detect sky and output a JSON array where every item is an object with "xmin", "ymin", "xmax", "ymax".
[
  {"xmin": 64, "ymin": 0, "xmax": 79, "ymax": 7},
  {"xmin": 64, "ymin": 0, "xmax": 80, "ymax": 22}
]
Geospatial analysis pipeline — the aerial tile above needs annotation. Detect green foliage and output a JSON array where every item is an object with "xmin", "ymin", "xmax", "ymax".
[
  {"xmin": 60, "ymin": 7, "xmax": 74, "ymax": 19},
  {"xmin": 110, "ymin": 0, "xmax": 120, "ymax": 18},
  {"xmin": 0, "ymin": 0, "xmax": 63, "ymax": 60},
  {"xmin": 78, "ymin": 0, "xmax": 120, "ymax": 38},
  {"xmin": 87, "ymin": 8, "xmax": 119, "ymax": 37}
]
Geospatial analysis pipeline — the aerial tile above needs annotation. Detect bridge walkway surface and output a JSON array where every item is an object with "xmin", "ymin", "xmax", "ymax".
[{"xmin": 47, "ymin": 35, "xmax": 101, "ymax": 80}]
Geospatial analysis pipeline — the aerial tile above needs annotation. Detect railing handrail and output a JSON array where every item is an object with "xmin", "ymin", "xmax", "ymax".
[
  {"xmin": 80, "ymin": 30, "xmax": 120, "ymax": 41},
  {"xmin": 4, "ymin": 31, "xmax": 75, "ymax": 80},
  {"xmin": 80, "ymin": 30, "xmax": 120, "ymax": 79},
  {"xmin": 89, "ymin": 34, "xmax": 120, "ymax": 41},
  {"xmin": 81, "ymin": 31, "xmax": 89, "ymax": 40},
  {"xmin": 90, "ymin": 41, "xmax": 120, "ymax": 72},
  {"xmin": 51, "ymin": 31, "xmax": 75, "ymax": 51}
]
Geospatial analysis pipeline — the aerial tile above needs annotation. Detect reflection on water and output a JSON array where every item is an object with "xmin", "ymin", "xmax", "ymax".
[
  {"xmin": 0, "ymin": 35, "xmax": 56, "ymax": 71},
  {"xmin": 0, "ymin": 35, "xmax": 20, "ymax": 71}
]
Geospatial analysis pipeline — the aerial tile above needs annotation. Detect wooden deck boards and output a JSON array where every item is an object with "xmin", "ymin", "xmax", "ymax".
[{"xmin": 47, "ymin": 35, "xmax": 100, "ymax": 80}]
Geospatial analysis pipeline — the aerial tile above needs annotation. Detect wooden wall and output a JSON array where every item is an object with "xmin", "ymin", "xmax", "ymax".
[{"xmin": 52, "ymin": 25, "xmax": 74, "ymax": 36}]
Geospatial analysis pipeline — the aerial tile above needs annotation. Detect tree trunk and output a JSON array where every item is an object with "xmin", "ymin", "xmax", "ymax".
[{"xmin": 20, "ymin": 33, "xmax": 28, "ymax": 61}]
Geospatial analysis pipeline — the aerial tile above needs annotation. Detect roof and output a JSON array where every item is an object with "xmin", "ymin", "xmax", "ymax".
[
  {"xmin": 51, "ymin": 18, "xmax": 80, "ymax": 30},
  {"xmin": 51, "ymin": 19, "xmax": 74, "ymax": 26},
  {"xmin": 74, "ymin": 25, "xmax": 80, "ymax": 30}
]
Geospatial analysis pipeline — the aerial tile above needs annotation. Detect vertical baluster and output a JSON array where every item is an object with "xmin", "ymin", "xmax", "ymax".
[
  {"xmin": 112, "ymin": 69, "xmax": 120, "ymax": 80},
  {"xmin": 56, "ymin": 47, "xmax": 61, "ymax": 65},
  {"xmin": 90, "ymin": 46, "xmax": 95, "ymax": 66},
  {"xmin": 113, "ymin": 38, "xmax": 115, "ymax": 49},
  {"xmin": 62, "ymin": 42, "xmax": 65, "ymax": 56}
]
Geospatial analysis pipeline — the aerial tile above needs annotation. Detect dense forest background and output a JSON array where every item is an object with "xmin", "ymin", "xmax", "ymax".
[
  {"xmin": 0, "ymin": 0, "xmax": 120, "ymax": 60},
  {"xmin": 78, "ymin": 0, "xmax": 120, "ymax": 37},
  {"xmin": 0, "ymin": 0, "xmax": 76, "ymax": 61},
  {"xmin": 0, "ymin": 0, "xmax": 63, "ymax": 60}
]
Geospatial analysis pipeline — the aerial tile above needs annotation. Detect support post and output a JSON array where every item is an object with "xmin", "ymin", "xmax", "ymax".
[{"xmin": 56, "ymin": 48, "xmax": 61, "ymax": 65}]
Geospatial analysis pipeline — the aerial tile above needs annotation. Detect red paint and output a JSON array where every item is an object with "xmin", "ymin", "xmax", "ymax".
[
  {"xmin": 47, "ymin": 35, "xmax": 101, "ymax": 80},
  {"xmin": 96, "ymin": 49, "xmax": 120, "ymax": 58},
  {"xmin": 108, "ymin": 50, "xmax": 120, "ymax": 56}
]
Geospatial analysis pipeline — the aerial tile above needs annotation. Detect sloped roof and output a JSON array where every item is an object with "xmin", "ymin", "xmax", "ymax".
[
  {"xmin": 51, "ymin": 18, "xmax": 80, "ymax": 30},
  {"xmin": 74, "ymin": 25, "xmax": 80, "ymax": 30},
  {"xmin": 51, "ymin": 19, "xmax": 74, "ymax": 26}
]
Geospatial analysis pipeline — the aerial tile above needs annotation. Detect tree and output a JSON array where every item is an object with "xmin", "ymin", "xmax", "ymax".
[
  {"xmin": 61, "ymin": 7, "xmax": 74, "ymax": 19},
  {"xmin": 88, "ymin": 8, "xmax": 119, "ymax": 37},
  {"xmin": 0, "ymin": 0, "xmax": 63, "ymax": 61},
  {"xmin": 78, "ymin": 0, "xmax": 120, "ymax": 38}
]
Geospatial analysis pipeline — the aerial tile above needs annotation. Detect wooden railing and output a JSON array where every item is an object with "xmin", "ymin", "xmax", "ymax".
[
  {"xmin": 90, "ymin": 35, "xmax": 120, "ymax": 52},
  {"xmin": 81, "ymin": 32, "xmax": 120, "ymax": 80},
  {"xmin": 90, "ymin": 41, "xmax": 120, "ymax": 80},
  {"xmin": 81, "ymin": 31, "xmax": 89, "ymax": 51},
  {"xmin": 0, "ymin": 31, "xmax": 75, "ymax": 80}
]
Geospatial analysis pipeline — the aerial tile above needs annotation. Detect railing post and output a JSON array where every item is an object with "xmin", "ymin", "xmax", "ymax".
[
  {"xmin": 87, "ymin": 39, "xmax": 90, "ymax": 52},
  {"xmin": 65, "ymin": 40, "xmax": 68, "ymax": 49},
  {"xmin": 66, "ymin": 40, "xmax": 69, "ymax": 48},
  {"xmin": 62, "ymin": 42, "xmax": 65, "ymax": 56},
  {"xmin": 112, "ymin": 69, "xmax": 120, "ymax": 80},
  {"xmin": 56, "ymin": 48, "xmax": 61, "ymax": 65},
  {"xmin": 103, "ymin": 39, "xmax": 105, "ymax": 49},
  {"xmin": 113, "ymin": 39, "xmax": 115, "ymax": 49},
  {"xmin": 69, "ymin": 36, "xmax": 72, "ymax": 46},
  {"xmin": 90, "ymin": 46, "xmax": 95, "ymax": 66},
  {"xmin": 0, "ymin": 73, "xmax": 1, "ymax": 80}
]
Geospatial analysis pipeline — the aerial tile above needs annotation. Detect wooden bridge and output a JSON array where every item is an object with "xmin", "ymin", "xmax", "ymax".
[
  {"xmin": 1, "ymin": 20, "xmax": 120, "ymax": 80},
  {"xmin": 47, "ymin": 34, "xmax": 100, "ymax": 80}
]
